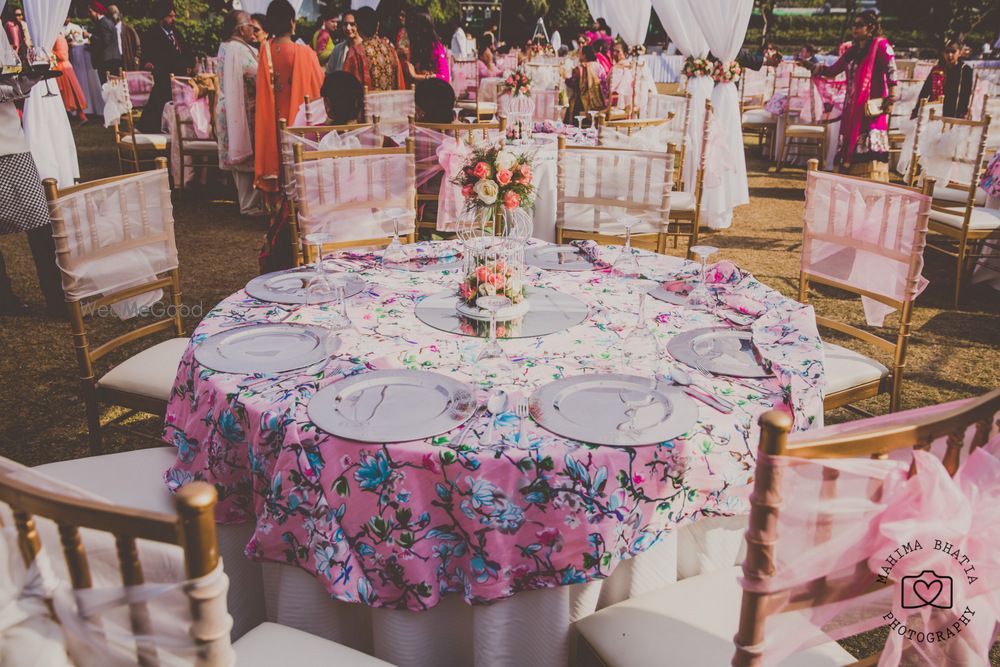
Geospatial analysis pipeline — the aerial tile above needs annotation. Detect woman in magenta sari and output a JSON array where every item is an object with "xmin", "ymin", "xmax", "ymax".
[{"xmin": 804, "ymin": 11, "xmax": 898, "ymax": 181}]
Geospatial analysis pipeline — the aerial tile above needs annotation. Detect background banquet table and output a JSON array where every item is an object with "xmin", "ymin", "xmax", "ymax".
[
  {"xmin": 641, "ymin": 53, "xmax": 684, "ymax": 83},
  {"xmin": 163, "ymin": 243, "xmax": 825, "ymax": 665}
]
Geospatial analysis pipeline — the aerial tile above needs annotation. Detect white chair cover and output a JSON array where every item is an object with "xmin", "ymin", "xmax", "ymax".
[
  {"xmin": 125, "ymin": 70, "xmax": 154, "ymax": 109},
  {"xmin": 364, "ymin": 89, "xmax": 415, "ymax": 138},
  {"xmin": 559, "ymin": 147, "xmax": 674, "ymax": 234},
  {"xmin": 645, "ymin": 94, "xmax": 689, "ymax": 145},
  {"xmin": 49, "ymin": 169, "xmax": 177, "ymax": 318},
  {"xmin": 292, "ymin": 98, "xmax": 328, "ymax": 127},
  {"xmin": 101, "ymin": 77, "xmax": 132, "ymax": 128},
  {"xmin": 802, "ymin": 170, "xmax": 931, "ymax": 326},
  {"xmin": 294, "ymin": 152, "xmax": 417, "ymax": 245},
  {"xmin": 496, "ymin": 53, "xmax": 518, "ymax": 72},
  {"xmin": 524, "ymin": 63, "xmax": 562, "ymax": 91},
  {"xmin": 0, "ymin": 457, "xmax": 236, "ymax": 667},
  {"xmin": 609, "ymin": 60, "xmax": 657, "ymax": 117},
  {"xmin": 740, "ymin": 66, "xmax": 772, "ymax": 107},
  {"xmin": 531, "ymin": 89, "xmax": 562, "ymax": 123},
  {"xmin": 917, "ymin": 116, "xmax": 987, "ymax": 188},
  {"xmin": 599, "ymin": 122, "xmax": 674, "ymax": 152},
  {"xmin": 897, "ymin": 100, "xmax": 941, "ymax": 179},
  {"xmin": 281, "ymin": 126, "xmax": 384, "ymax": 200},
  {"xmin": 196, "ymin": 56, "xmax": 219, "ymax": 75}
]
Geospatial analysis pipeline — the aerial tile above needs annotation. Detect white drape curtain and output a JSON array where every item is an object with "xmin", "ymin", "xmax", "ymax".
[
  {"xmin": 651, "ymin": 0, "xmax": 711, "ymax": 194},
  {"xmin": 689, "ymin": 0, "xmax": 752, "ymax": 229},
  {"xmin": 601, "ymin": 0, "xmax": 651, "ymax": 48},
  {"xmin": 350, "ymin": 0, "xmax": 380, "ymax": 9},
  {"xmin": 584, "ymin": 0, "xmax": 610, "ymax": 22},
  {"xmin": 239, "ymin": 0, "xmax": 304, "ymax": 14},
  {"xmin": 22, "ymin": 0, "xmax": 79, "ymax": 188}
]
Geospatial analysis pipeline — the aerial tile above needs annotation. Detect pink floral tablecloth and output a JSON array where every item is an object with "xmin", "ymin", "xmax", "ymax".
[{"xmin": 163, "ymin": 243, "xmax": 825, "ymax": 611}]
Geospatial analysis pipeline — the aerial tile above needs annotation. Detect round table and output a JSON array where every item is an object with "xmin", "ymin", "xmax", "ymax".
[{"xmin": 163, "ymin": 243, "xmax": 826, "ymax": 665}]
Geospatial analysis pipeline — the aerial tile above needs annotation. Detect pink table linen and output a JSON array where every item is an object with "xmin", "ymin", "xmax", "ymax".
[{"xmin": 163, "ymin": 245, "xmax": 825, "ymax": 612}]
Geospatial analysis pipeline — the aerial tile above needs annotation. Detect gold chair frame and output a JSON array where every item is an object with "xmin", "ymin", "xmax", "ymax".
[
  {"xmin": 554, "ymin": 137, "xmax": 676, "ymax": 254},
  {"xmin": 734, "ymin": 390, "xmax": 1000, "ymax": 666},
  {"xmin": 801, "ymin": 159, "xmax": 934, "ymax": 414},
  {"xmin": 0, "ymin": 472, "xmax": 225, "ymax": 665},
  {"xmin": 43, "ymin": 159, "xmax": 186, "ymax": 454},
  {"xmin": 289, "ymin": 141, "xmax": 417, "ymax": 266},
  {"xmin": 918, "ymin": 110, "xmax": 994, "ymax": 308},
  {"xmin": 409, "ymin": 115, "xmax": 506, "ymax": 239},
  {"xmin": 109, "ymin": 72, "xmax": 168, "ymax": 175},
  {"xmin": 740, "ymin": 66, "xmax": 777, "ymax": 154}
]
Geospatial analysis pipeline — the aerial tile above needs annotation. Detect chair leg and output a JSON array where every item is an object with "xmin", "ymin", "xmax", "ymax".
[
  {"xmin": 84, "ymin": 392, "xmax": 103, "ymax": 455},
  {"xmin": 555, "ymin": 226, "xmax": 564, "ymax": 244},
  {"xmin": 954, "ymin": 244, "xmax": 966, "ymax": 308},
  {"xmin": 776, "ymin": 137, "xmax": 789, "ymax": 172}
]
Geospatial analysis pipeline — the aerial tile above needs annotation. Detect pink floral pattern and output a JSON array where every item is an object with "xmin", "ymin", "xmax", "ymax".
[{"xmin": 163, "ymin": 244, "xmax": 826, "ymax": 611}]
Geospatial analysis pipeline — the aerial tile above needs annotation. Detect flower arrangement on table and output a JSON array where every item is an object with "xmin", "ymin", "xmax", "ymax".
[
  {"xmin": 458, "ymin": 258, "xmax": 526, "ymax": 308},
  {"xmin": 459, "ymin": 313, "xmax": 524, "ymax": 338},
  {"xmin": 501, "ymin": 69, "xmax": 532, "ymax": 97},
  {"xmin": 712, "ymin": 60, "xmax": 742, "ymax": 84},
  {"xmin": 683, "ymin": 57, "xmax": 714, "ymax": 78},
  {"xmin": 451, "ymin": 144, "xmax": 536, "ymax": 220}
]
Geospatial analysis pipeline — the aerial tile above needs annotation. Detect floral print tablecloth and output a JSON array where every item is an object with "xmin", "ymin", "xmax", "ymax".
[{"xmin": 163, "ymin": 244, "xmax": 825, "ymax": 611}]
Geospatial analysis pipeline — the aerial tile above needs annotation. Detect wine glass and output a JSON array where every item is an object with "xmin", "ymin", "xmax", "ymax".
[
  {"xmin": 620, "ymin": 283, "xmax": 660, "ymax": 374},
  {"xmin": 381, "ymin": 207, "xmax": 409, "ymax": 269},
  {"xmin": 453, "ymin": 106, "xmax": 462, "ymax": 122},
  {"xmin": 474, "ymin": 295, "xmax": 513, "ymax": 388},
  {"xmin": 612, "ymin": 216, "xmax": 643, "ymax": 286},
  {"xmin": 574, "ymin": 113, "xmax": 585, "ymax": 128},
  {"xmin": 588, "ymin": 110, "xmax": 599, "ymax": 128},
  {"xmin": 687, "ymin": 245, "xmax": 719, "ymax": 312},
  {"xmin": 304, "ymin": 232, "xmax": 334, "ymax": 275}
]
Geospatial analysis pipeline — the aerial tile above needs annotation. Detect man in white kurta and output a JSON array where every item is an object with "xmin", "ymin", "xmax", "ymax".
[{"xmin": 216, "ymin": 11, "xmax": 261, "ymax": 215}]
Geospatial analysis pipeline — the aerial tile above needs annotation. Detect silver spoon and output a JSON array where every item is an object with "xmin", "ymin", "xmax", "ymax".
[
  {"xmin": 669, "ymin": 365, "xmax": 734, "ymax": 414},
  {"xmin": 486, "ymin": 389, "xmax": 509, "ymax": 447}
]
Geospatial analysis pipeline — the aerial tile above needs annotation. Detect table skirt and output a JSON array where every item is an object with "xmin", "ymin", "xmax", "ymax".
[{"xmin": 258, "ymin": 516, "xmax": 746, "ymax": 667}]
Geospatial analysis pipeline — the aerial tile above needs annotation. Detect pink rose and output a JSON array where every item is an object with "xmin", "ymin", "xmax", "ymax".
[
  {"xmin": 489, "ymin": 272, "xmax": 506, "ymax": 290},
  {"xmin": 475, "ymin": 265, "xmax": 490, "ymax": 282},
  {"xmin": 516, "ymin": 164, "xmax": 532, "ymax": 184},
  {"xmin": 460, "ymin": 282, "xmax": 475, "ymax": 301},
  {"xmin": 503, "ymin": 190, "xmax": 521, "ymax": 210},
  {"xmin": 461, "ymin": 184, "xmax": 474, "ymax": 198},
  {"xmin": 496, "ymin": 169, "xmax": 512, "ymax": 186},
  {"xmin": 473, "ymin": 162, "xmax": 490, "ymax": 179}
]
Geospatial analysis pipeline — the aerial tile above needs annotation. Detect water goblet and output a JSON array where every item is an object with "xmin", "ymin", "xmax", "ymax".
[
  {"xmin": 304, "ymin": 232, "xmax": 335, "ymax": 275},
  {"xmin": 687, "ymin": 245, "xmax": 720, "ymax": 312},
  {"xmin": 574, "ymin": 114, "xmax": 585, "ymax": 128},
  {"xmin": 453, "ymin": 107, "xmax": 462, "ymax": 122},
  {"xmin": 620, "ymin": 283, "xmax": 661, "ymax": 376},
  {"xmin": 474, "ymin": 295, "xmax": 513, "ymax": 388},
  {"xmin": 588, "ymin": 110, "xmax": 599, "ymax": 128},
  {"xmin": 612, "ymin": 216, "xmax": 643, "ymax": 286},
  {"xmin": 381, "ymin": 206, "xmax": 409, "ymax": 269}
]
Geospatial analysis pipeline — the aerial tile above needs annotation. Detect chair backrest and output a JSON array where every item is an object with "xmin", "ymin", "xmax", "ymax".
[
  {"xmin": 608, "ymin": 61, "xmax": 655, "ymax": 118},
  {"xmin": 0, "ymin": 461, "xmax": 234, "ymax": 666},
  {"xmin": 449, "ymin": 57, "xmax": 478, "ymax": 99},
  {"xmin": 291, "ymin": 141, "xmax": 417, "ymax": 256},
  {"xmin": 409, "ymin": 115, "xmax": 502, "ymax": 144},
  {"xmin": 556, "ymin": 139, "xmax": 675, "ymax": 234},
  {"xmin": 598, "ymin": 115, "xmax": 675, "ymax": 152},
  {"xmin": 979, "ymin": 94, "xmax": 1000, "ymax": 150},
  {"xmin": 531, "ymin": 88, "xmax": 563, "ymax": 123},
  {"xmin": 292, "ymin": 95, "xmax": 329, "ymax": 127},
  {"xmin": 124, "ymin": 70, "xmax": 154, "ymax": 109},
  {"xmin": 644, "ymin": 93, "xmax": 691, "ymax": 180},
  {"xmin": 280, "ymin": 119, "xmax": 383, "ymax": 200},
  {"xmin": 918, "ymin": 111, "xmax": 991, "ymax": 218},
  {"xmin": 739, "ymin": 66, "xmax": 773, "ymax": 111},
  {"xmin": 43, "ymin": 162, "xmax": 185, "ymax": 379},
  {"xmin": 477, "ymin": 76, "xmax": 503, "ymax": 106},
  {"xmin": 894, "ymin": 57, "xmax": 917, "ymax": 80},
  {"xmin": 733, "ymin": 391, "xmax": 1000, "ymax": 667},
  {"xmin": 905, "ymin": 98, "xmax": 943, "ymax": 186},
  {"xmin": 364, "ymin": 87, "xmax": 415, "ymax": 126},
  {"xmin": 170, "ymin": 74, "xmax": 215, "ymax": 140},
  {"xmin": 800, "ymin": 164, "xmax": 933, "ymax": 408},
  {"xmin": 784, "ymin": 70, "xmax": 823, "ymax": 124}
]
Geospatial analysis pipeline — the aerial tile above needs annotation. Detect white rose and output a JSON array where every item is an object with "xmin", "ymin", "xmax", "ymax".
[
  {"xmin": 474, "ymin": 179, "xmax": 499, "ymax": 205},
  {"xmin": 495, "ymin": 150, "xmax": 517, "ymax": 172}
]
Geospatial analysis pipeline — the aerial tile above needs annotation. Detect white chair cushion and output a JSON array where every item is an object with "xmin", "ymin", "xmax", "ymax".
[
  {"xmin": 97, "ymin": 337, "xmax": 189, "ymax": 402},
  {"xmin": 33, "ymin": 447, "xmax": 266, "ymax": 641},
  {"xmin": 928, "ymin": 205, "xmax": 1000, "ymax": 231},
  {"xmin": 234, "ymin": 622, "xmax": 393, "ymax": 666},
  {"xmin": 786, "ymin": 124, "xmax": 826, "ymax": 136},
  {"xmin": 121, "ymin": 133, "xmax": 170, "ymax": 150},
  {"xmin": 575, "ymin": 567, "xmax": 855, "ymax": 667},
  {"xmin": 931, "ymin": 183, "xmax": 986, "ymax": 207},
  {"xmin": 822, "ymin": 341, "xmax": 888, "ymax": 395},
  {"xmin": 669, "ymin": 190, "xmax": 695, "ymax": 212},
  {"xmin": 742, "ymin": 108, "xmax": 776, "ymax": 124},
  {"xmin": 181, "ymin": 139, "xmax": 219, "ymax": 152}
]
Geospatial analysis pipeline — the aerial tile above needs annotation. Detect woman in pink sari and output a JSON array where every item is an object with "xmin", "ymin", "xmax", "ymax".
[{"xmin": 804, "ymin": 11, "xmax": 898, "ymax": 181}]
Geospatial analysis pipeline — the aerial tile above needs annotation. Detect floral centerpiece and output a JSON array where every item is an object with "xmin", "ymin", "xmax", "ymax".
[
  {"xmin": 683, "ymin": 56, "xmax": 714, "ymax": 78},
  {"xmin": 712, "ymin": 60, "xmax": 742, "ymax": 84},
  {"xmin": 452, "ymin": 145, "xmax": 535, "ymax": 317},
  {"xmin": 451, "ymin": 144, "xmax": 536, "ymax": 222},
  {"xmin": 501, "ymin": 69, "xmax": 532, "ymax": 97}
]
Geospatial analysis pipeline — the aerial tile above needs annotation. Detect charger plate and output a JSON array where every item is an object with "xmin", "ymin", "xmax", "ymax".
[
  {"xmin": 195, "ymin": 323, "xmax": 336, "ymax": 374},
  {"xmin": 667, "ymin": 327, "xmax": 771, "ymax": 378},
  {"xmin": 246, "ymin": 267, "xmax": 367, "ymax": 305}
]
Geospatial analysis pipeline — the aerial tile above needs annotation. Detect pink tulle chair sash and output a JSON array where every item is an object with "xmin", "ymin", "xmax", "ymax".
[
  {"xmin": 738, "ymin": 405, "xmax": 1000, "ymax": 666},
  {"xmin": 124, "ymin": 70, "xmax": 154, "ymax": 109},
  {"xmin": 169, "ymin": 77, "xmax": 212, "ymax": 140},
  {"xmin": 802, "ymin": 170, "xmax": 931, "ymax": 326}
]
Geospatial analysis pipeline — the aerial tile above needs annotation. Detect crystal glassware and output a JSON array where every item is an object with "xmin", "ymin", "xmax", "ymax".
[
  {"xmin": 687, "ymin": 245, "xmax": 719, "ymax": 312},
  {"xmin": 620, "ymin": 285, "xmax": 660, "ymax": 375},
  {"xmin": 612, "ymin": 216, "xmax": 643, "ymax": 285},
  {"xmin": 588, "ymin": 110, "xmax": 599, "ymax": 128},
  {"xmin": 381, "ymin": 207, "xmax": 409, "ymax": 268},
  {"xmin": 474, "ymin": 295, "xmax": 513, "ymax": 388},
  {"xmin": 574, "ymin": 114, "xmax": 585, "ymax": 128}
]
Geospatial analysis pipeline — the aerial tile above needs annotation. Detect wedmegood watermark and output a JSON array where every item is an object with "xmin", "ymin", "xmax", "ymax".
[{"xmin": 82, "ymin": 301, "xmax": 205, "ymax": 319}]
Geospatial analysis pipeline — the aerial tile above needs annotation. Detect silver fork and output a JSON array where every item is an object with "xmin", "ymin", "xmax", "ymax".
[{"xmin": 515, "ymin": 399, "xmax": 531, "ymax": 449}]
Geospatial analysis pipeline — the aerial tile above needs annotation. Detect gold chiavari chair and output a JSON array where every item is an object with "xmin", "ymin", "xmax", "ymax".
[
  {"xmin": 0, "ymin": 463, "xmax": 394, "ymax": 665},
  {"xmin": 919, "ymin": 110, "xmax": 997, "ymax": 308},
  {"xmin": 108, "ymin": 72, "xmax": 169, "ymax": 174},
  {"xmin": 43, "ymin": 160, "xmax": 187, "ymax": 454},
  {"xmin": 555, "ymin": 138, "xmax": 675, "ymax": 253},
  {"xmin": 289, "ymin": 141, "xmax": 417, "ymax": 265},
  {"xmin": 457, "ymin": 76, "xmax": 502, "ymax": 121},
  {"xmin": 170, "ymin": 74, "xmax": 220, "ymax": 193},
  {"xmin": 740, "ymin": 66, "xmax": 777, "ymax": 155},
  {"xmin": 408, "ymin": 115, "xmax": 506, "ymax": 239},
  {"xmin": 363, "ymin": 86, "xmax": 416, "ymax": 126},
  {"xmin": 775, "ymin": 71, "xmax": 836, "ymax": 172},
  {"xmin": 576, "ymin": 389, "xmax": 1000, "ymax": 667},
  {"xmin": 801, "ymin": 160, "xmax": 934, "ymax": 415},
  {"xmin": 667, "ymin": 99, "xmax": 711, "ymax": 259}
]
